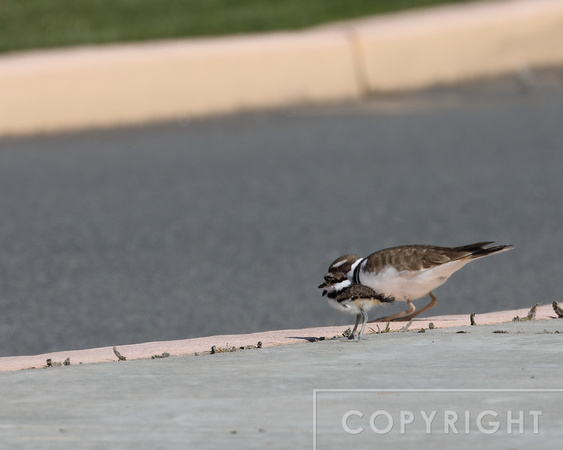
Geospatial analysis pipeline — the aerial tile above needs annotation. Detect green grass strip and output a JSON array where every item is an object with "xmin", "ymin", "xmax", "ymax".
[{"xmin": 1, "ymin": 0, "xmax": 478, "ymax": 53}]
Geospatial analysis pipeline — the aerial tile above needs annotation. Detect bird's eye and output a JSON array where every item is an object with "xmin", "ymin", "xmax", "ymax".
[{"xmin": 329, "ymin": 266, "xmax": 340, "ymax": 273}]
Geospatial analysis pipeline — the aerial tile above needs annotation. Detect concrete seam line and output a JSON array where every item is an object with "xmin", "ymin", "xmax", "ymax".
[{"xmin": 345, "ymin": 28, "xmax": 370, "ymax": 97}]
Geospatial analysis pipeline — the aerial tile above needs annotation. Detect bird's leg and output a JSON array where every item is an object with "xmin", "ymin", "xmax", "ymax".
[
  {"xmin": 357, "ymin": 310, "xmax": 369, "ymax": 341},
  {"xmin": 396, "ymin": 292, "xmax": 438, "ymax": 321},
  {"xmin": 369, "ymin": 299, "xmax": 416, "ymax": 323},
  {"xmin": 347, "ymin": 313, "xmax": 361, "ymax": 341}
]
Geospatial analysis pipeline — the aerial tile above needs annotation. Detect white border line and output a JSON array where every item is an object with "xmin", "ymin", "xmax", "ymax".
[{"xmin": 313, "ymin": 389, "xmax": 563, "ymax": 449}]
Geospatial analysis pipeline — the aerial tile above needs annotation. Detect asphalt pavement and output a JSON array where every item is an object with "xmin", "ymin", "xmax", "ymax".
[{"xmin": 1, "ymin": 67, "xmax": 563, "ymax": 357}]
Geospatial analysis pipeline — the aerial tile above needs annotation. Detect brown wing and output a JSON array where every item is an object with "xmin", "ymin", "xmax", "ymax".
[
  {"xmin": 363, "ymin": 245, "xmax": 462, "ymax": 273},
  {"xmin": 362, "ymin": 242, "xmax": 511, "ymax": 273}
]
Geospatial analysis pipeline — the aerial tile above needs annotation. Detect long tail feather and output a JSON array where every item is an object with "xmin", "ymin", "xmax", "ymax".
[{"xmin": 455, "ymin": 242, "xmax": 514, "ymax": 260}]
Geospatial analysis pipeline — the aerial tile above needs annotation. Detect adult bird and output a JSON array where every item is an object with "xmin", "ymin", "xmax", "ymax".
[{"xmin": 320, "ymin": 242, "xmax": 514, "ymax": 322}]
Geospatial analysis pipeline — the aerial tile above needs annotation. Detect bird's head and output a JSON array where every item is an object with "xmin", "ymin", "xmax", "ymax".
[{"xmin": 318, "ymin": 254, "xmax": 360, "ymax": 297}]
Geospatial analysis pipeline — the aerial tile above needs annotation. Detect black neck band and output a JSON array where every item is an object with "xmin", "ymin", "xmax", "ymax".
[{"xmin": 352, "ymin": 258, "xmax": 365, "ymax": 284}]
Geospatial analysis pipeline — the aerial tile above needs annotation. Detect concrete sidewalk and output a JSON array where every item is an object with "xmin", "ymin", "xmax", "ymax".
[
  {"xmin": 1, "ymin": 311, "xmax": 562, "ymax": 448},
  {"xmin": 1, "ymin": 0, "xmax": 563, "ymax": 136}
]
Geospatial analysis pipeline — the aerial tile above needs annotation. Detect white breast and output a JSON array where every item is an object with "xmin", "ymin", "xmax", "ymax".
[{"xmin": 358, "ymin": 259, "xmax": 470, "ymax": 301}]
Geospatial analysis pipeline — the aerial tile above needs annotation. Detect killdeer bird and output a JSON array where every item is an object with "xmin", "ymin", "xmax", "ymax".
[
  {"xmin": 320, "ymin": 242, "xmax": 514, "ymax": 322},
  {"xmin": 318, "ymin": 271, "xmax": 395, "ymax": 341}
]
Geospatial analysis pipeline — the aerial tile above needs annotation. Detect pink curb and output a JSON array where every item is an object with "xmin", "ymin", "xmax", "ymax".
[{"xmin": 0, "ymin": 304, "xmax": 556, "ymax": 372}]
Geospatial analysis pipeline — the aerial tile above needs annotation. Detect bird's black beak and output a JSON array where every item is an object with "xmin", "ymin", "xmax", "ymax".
[{"xmin": 318, "ymin": 282, "xmax": 326, "ymax": 289}]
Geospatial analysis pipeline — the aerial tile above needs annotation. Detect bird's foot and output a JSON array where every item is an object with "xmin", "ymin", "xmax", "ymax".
[{"xmin": 335, "ymin": 334, "xmax": 359, "ymax": 342}]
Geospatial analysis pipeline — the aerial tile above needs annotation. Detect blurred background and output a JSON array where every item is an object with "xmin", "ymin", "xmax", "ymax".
[
  {"xmin": 0, "ymin": 0, "xmax": 478, "ymax": 53},
  {"xmin": 1, "ymin": 0, "xmax": 562, "ymax": 357}
]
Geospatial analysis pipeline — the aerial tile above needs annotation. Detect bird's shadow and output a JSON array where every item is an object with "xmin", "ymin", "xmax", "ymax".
[{"xmin": 287, "ymin": 336, "xmax": 325, "ymax": 342}]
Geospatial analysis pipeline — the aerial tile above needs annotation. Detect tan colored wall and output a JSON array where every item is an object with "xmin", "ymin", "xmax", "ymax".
[
  {"xmin": 0, "ymin": 31, "xmax": 359, "ymax": 135},
  {"xmin": 351, "ymin": 0, "xmax": 563, "ymax": 91},
  {"xmin": 1, "ymin": 0, "xmax": 562, "ymax": 136}
]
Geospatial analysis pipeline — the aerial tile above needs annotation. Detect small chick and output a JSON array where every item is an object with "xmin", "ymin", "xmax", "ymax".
[{"xmin": 319, "ymin": 271, "xmax": 394, "ymax": 340}]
